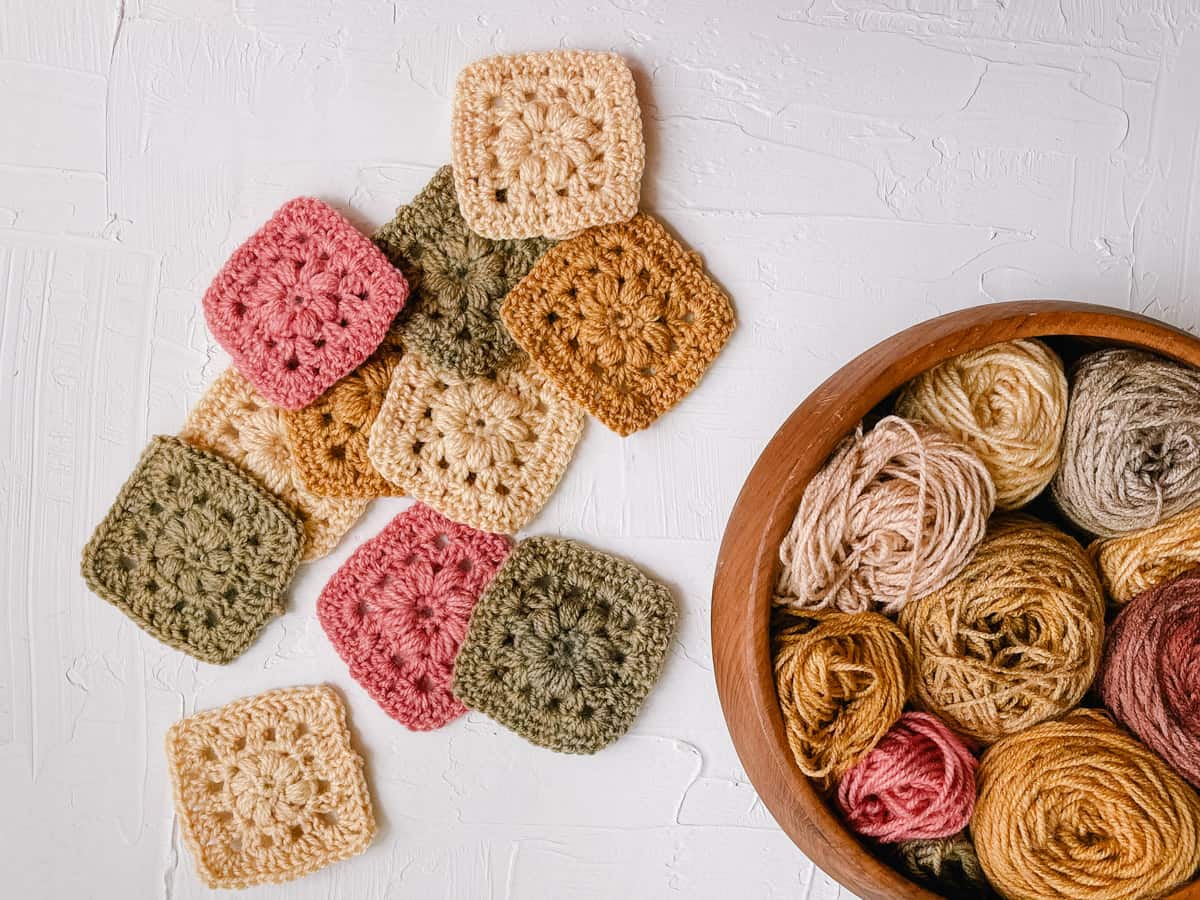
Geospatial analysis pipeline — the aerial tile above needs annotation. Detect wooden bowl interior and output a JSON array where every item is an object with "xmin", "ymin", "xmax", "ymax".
[{"xmin": 711, "ymin": 301, "xmax": 1200, "ymax": 900}]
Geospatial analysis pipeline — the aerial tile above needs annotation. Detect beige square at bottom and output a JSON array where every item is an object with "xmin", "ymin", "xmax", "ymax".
[{"xmin": 166, "ymin": 685, "xmax": 376, "ymax": 889}]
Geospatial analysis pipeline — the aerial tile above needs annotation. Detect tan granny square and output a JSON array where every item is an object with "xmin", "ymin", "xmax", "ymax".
[
  {"xmin": 165, "ymin": 685, "xmax": 376, "ymax": 889},
  {"xmin": 451, "ymin": 50, "xmax": 645, "ymax": 240},
  {"xmin": 501, "ymin": 213, "xmax": 735, "ymax": 435},
  {"xmin": 366, "ymin": 351, "xmax": 584, "ymax": 533},
  {"xmin": 180, "ymin": 369, "xmax": 368, "ymax": 560}
]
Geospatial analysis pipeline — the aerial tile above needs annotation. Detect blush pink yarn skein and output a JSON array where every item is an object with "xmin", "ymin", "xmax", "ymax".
[{"xmin": 835, "ymin": 711, "xmax": 977, "ymax": 843}]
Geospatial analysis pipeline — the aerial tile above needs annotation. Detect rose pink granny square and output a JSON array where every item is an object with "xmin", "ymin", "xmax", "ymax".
[
  {"xmin": 203, "ymin": 198, "xmax": 409, "ymax": 410},
  {"xmin": 317, "ymin": 503, "xmax": 510, "ymax": 730}
]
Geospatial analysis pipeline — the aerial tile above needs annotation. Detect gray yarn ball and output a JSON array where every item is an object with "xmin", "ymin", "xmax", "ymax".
[{"xmin": 1052, "ymin": 348, "xmax": 1200, "ymax": 537}]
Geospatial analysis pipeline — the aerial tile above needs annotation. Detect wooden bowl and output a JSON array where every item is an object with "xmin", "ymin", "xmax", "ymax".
[{"xmin": 711, "ymin": 300, "xmax": 1200, "ymax": 899}]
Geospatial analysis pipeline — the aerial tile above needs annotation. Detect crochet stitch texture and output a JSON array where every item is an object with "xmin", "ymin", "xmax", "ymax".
[
  {"xmin": 81, "ymin": 436, "xmax": 302, "ymax": 664},
  {"xmin": 367, "ymin": 351, "xmax": 585, "ymax": 533},
  {"xmin": 282, "ymin": 326, "xmax": 406, "ymax": 498},
  {"xmin": 501, "ymin": 213, "xmax": 735, "ymax": 435},
  {"xmin": 451, "ymin": 50, "xmax": 645, "ymax": 240},
  {"xmin": 180, "ymin": 368, "xmax": 367, "ymax": 560},
  {"xmin": 318, "ymin": 504, "xmax": 511, "ymax": 730},
  {"xmin": 452, "ymin": 536, "xmax": 676, "ymax": 754},
  {"xmin": 373, "ymin": 166, "xmax": 553, "ymax": 376},
  {"xmin": 166, "ymin": 685, "xmax": 376, "ymax": 889},
  {"xmin": 203, "ymin": 197, "xmax": 409, "ymax": 409}
]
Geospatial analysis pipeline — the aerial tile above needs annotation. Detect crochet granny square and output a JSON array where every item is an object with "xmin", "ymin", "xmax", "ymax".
[
  {"xmin": 366, "ymin": 352, "xmax": 585, "ymax": 534},
  {"xmin": 202, "ymin": 197, "xmax": 409, "ymax": 410},
  {"xmin": 166, "ymin": 685, "xmax": 376, "ymax": 889},
  {"xmin": 452, "ymin": 537, "xmax": 677, "ymax": 754},
  {"xmin": 451, "ymin": 50, "xmax": 645, "ymax": 240},
  {"xmin": 81, "ymin": 436, "xmax": 302, "ymax": 664},
  {"xmin": 501, "ymin": 213, "xmax": 735, "ymax": 435},
  {"xmin": 318, "ymin": 504, "xmax": 511, "ymax": 730},
  {"xmin": 281, "ymin": 326, "xmax": 406, "ymax": 499},
  {"xmin": 373, "ymin": 165, "xmax": 553, "ymax": 377},
  {"xmin": 180, "ymin": 368, "xmax": 367, "ymax": 560}
]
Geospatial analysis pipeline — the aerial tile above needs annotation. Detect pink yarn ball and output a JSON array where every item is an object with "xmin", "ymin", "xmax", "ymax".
[{"xmin": 835, "ymin": 711, "xmax": 977, "ymax": 843}]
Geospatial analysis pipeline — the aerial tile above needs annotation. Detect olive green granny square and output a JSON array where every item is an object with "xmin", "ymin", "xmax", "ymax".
[{"xmin": 81, "ymin": 435, "xmax": 303, "ymax": 663}]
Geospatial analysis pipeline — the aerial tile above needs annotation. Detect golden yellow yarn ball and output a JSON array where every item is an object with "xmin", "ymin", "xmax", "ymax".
[
  {"xmin": 898, "ymin": 515, "xmax": 1105, "ymax": 743},
  {"xmin": 896, "ymin": 339, "xmax": 1067, "ymax": 510},
  {"xmin": 772, "ymin": 607, "xmax": 911, "ymax": 783},
  {"xmin": 972, "ymin": 709, "xmax": 1200, "ymax": 900},
  {"xmin": 1089, "ymin": 504, "xmax": 1200, "ymax": 604}
]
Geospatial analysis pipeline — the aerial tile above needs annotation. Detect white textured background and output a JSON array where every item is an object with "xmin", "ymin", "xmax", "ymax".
[{"xmin": 4, "ymin": 1, "xmax": 1200, "ymax": 897}]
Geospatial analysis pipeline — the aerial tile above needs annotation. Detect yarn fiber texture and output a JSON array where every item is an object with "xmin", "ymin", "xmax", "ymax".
[
  {"xmin": 899, "ymin": 515, "xmax": 1105, "ymax": 744},
  {"xmin": 891, "ymin": 832, "xmax": 993, "ymax": 900},
  {"xmin": 166, "ymin": 685, "xmax": 376, "ymax": 889},
  {"xmin": 180, "ymin": 367, "xmax": 367, "ymax": 560},
  {"xmin": 282, "ymin": 326, "xmax": 406, "ymax": 499},
  {"xmin": 1089, "ymin": 504, "xmax": 1200, "ymax": 604},
  {"xmin": 452, "ymin": 536, "xmax": 676, "ymax": 754},
  {"xmin": 895, "ymin": 339, "xmax": 1067, "ymax": 509},
  {"xmin": 776, "ymin": 416, "xmax": 995, "ymax": 615},
  {"xmin": 202, "ymin": 197, "xmax": 409, "ymax": 410},
  {"xmin": 366, "ymin": 350, "xmax": 585, "ymax": 534},
  {"xmin": 772, "ymin": 607, "xmax": 912, "ymax": 782},
  {"xmin": 318, "ymin": 504, "xmax": 511, "ymax": 731},
  {"xmin": 1099, "ymin": 568, "xmax": 1200, "ymax": 789},
  {"xmin": 451, "ymin": 50, "xmax": 645, "ymax": 240},
  {"xmin": 81, "ymin": 436, "xmax": 303, "ymax": 664},
  {"xmin": 501, "ymin": 212, "xmax": 736, "ymax": 436},
  {"xmin": 835, "ymin": 711, "xmax": 976, "ymax": 843},
  {"xmin": 1053, "ymin": 347, "xmax": 1200, "ymax": 537},
  {"xmin": 972, "ymin": 709, "xmax": 1200, "ymax": 900},
  {"xmin": 373, "ymin": 165, "xmax": 553, "ymax": 377}
]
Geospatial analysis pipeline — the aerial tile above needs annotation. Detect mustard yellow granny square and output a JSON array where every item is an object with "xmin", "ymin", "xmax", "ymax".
[{"xmin": 501, "ymin": 213, "xmax": 735, "ymax": 435}]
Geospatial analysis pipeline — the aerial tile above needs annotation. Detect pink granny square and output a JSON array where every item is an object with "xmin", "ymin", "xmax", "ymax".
[
  {"xmin": 317, "ymin": 503, "xmax": 511, "ymax": 730},
  {"xmin": 203, "ymin": 198, "xmax": 409, "ymax": 410}
]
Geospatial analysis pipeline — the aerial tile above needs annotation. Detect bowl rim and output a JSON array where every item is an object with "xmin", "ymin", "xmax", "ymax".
[{"xmin": 710, "ymin": 299, "xmax": 1200, "ymax": 900}]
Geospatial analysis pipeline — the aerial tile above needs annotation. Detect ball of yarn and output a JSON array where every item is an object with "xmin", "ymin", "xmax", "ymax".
[
  {"xmin": 972, "ymin": 709, "xmax": 1200, "ymax": 900},
  {"xmin": 835, "ymin": 711, "xmax": 976, "ymax": 843},
  {"xmin": 772, "ymin": 608, "xmax": 911, "ymax": 782},
  {"xmin": 896, "ymin": 339, "xmax": 1067, "ymax": 510},
  {"xmin": 1089, "ymin": 504, "xmax": 1200, "ymax": 604},
  {"xmin": 1053, "ymin": 347, "xmax": 1200, "ymax": 537},
  {"xmin": 899, "ymin": 515, "xmax": 1104, "ymax": 743},
  {"xmin": 1099, "ymin": 568, "xmax": 1200, "ymax": 789},
  {"xmin": 892, "ymin": 832, "xmax": 992, "ymax": 899},
  {"xmin": 777, "ymin": 416, "xmax": 995, "ymax": 615}
]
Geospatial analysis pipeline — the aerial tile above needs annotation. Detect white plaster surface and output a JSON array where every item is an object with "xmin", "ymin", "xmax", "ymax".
[{"xmin": 4, "ymin": 1, "xmax": 1200, "ymax": 897}]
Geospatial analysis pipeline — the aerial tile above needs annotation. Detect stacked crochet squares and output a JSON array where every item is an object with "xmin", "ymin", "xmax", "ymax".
[{"xmin": 80, "ymin": 48, "xmax": 729, "ymax": 890}]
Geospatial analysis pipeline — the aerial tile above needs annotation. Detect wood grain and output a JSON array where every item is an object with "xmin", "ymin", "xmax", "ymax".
[{"xmin": 711, "ymin": 300, "xmax": 1200, "ymax": 900}]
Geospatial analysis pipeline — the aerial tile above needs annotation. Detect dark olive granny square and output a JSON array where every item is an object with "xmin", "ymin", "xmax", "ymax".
[
  {"xmin": 373, "ymin": 165, "xmax": 553, "ymax": 377},
  {"xmin": 81, "ymin": 435, "xmax": 303, "ymax": 663},
  {"xmin": 452, "ymin": 536, "xmax": 677, "ymax": 754}
]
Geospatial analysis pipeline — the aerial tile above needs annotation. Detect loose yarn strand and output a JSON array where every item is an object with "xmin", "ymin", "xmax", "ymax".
[{"xmin": 777, "ymin": 416, "xmax": 995, "ymax": 615}]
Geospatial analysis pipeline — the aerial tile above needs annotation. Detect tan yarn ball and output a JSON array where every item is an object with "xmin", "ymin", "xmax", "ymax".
[
  {"xmin": 972, "ymin": 709, "xmax": 1200, "ymax": 900},
  {"xmin": 1089, "ymin": 504, "xmax": 1200, "ymax": 604},
  {"xmin": 772, "ymin": 607, "xmax": 912, "ymax": 783},
  {"xmin": 777, "ymin": 416, "xmax": 995, "ymax": 615},
  {"xmin": 899, "ymin": 515, "xmax": 1105, "ymax": 743},
  {"xmin": 896, "ymin": 339, "xmax": 1067, "ymax": 509}
]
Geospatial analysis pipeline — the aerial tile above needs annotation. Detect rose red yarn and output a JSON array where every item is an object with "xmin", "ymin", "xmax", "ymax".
[
  {"xmin": 835, "ymin": 711, "xmax": 977, "ymax": 843},
  {"xmin": 203, "ymin": 197, "xmax": 409, "ymax": 410},
  {"xmin": 317, "ymin": 503, "xmax": 510, "ymax": 730},
  {"xmin": 1100, "ymin": 568, "xmax": 1200, "ymax": 789}
]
